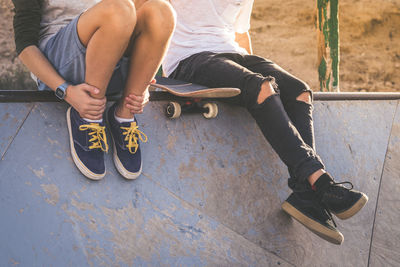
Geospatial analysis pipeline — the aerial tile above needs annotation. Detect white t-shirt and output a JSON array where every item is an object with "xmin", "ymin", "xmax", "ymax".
[{"xmin": 163, "ymin": 0, "xmax": 254, "ymax": 76}]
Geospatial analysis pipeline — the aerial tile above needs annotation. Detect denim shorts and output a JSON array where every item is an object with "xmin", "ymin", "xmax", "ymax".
[{"xmin": 37, "ymin": 15, "xmax": 128, "ymax": 95}]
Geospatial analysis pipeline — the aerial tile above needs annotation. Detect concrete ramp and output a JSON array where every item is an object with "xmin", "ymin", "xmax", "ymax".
[{"xmin": 0, "ymin": 99, "xmax": 399, "ymax": 266}]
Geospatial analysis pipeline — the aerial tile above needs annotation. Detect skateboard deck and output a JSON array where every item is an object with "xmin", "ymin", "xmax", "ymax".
[
  {"xmin": 150, "ymin": 77, "xmax": 241, "ymax": 98},
  {"xmin": 149, "ymin": 77, "xmax": 241, "ymax": 119}
]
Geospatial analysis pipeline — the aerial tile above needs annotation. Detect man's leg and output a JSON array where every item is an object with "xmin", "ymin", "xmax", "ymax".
[
  {"xmin": 169, "ymin": 52, "xmax": 367, "ymax": 244},
  {"xmin": 172, "ymin": 52, "xmax": 323, "ymax": 189},
  {"xmin": 169, "ymin": 52, "xmax": 341, "ymax": 244},
  {"xmin": 171, "ymin": 52, "xmax": 324, "ymax": 183},
  {"xmin": 242, "ymin": 55, "xmax": 323, "ymax": 191},
  {"xmin": 242, "ymin": 55, "xmax": 368, "ymax": 226}
]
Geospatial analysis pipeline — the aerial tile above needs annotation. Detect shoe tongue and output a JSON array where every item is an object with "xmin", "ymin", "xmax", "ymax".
[
  {"xmin": 314, "ymin": 173, "xmax": 334, "ymax": 192},
  {"xmin": 120, "ymin": 121, "xmax": 138, "ymax": 149}
]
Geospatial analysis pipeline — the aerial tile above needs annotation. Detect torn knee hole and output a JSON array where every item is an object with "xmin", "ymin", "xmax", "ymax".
[
  {"xmin": 257, "ymin": 81, "xmax": 277, "ymax": 104},
  {"xmin": 296, "ymin": 91, "xmax": 312, "ymax": 104}
]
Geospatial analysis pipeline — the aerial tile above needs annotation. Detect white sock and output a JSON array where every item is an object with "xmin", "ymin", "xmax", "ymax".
[
  {"xmin": 83, "ymin": 118, "xmax": 103, "ymax": 123},
  {"xmin": 114, "ymin": 111, "xmax": 135, "ymax": 123}
]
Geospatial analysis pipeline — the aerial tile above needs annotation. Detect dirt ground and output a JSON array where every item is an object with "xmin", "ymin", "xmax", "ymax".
[
  {"xmin": 1, "ymin": 0, "xmax": 399, "ymax": 92},
  {"xmin": 251, "ymin": 0, "xmax": 400, "ymax": 92}
]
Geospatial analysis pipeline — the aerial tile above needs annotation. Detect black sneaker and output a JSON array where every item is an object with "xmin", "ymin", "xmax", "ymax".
[
  {"xmin": 107, "ymin": 103, "xmax": 148, "ymax": 179},
  {"xmin": 66, "ymin": 107, "xmax": 108, "ymax": 180},
  {"xmin": 316, "ymin": 174, "xmax": 368, "ymax": 220},
  {"xmin": 282, "ymin": 192, "xmax": 344, "ymax": 245}
]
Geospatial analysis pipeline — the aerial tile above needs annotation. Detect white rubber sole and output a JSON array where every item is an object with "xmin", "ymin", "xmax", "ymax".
[
  {"xmin": 282, "ymin": 201, "xmax": 344, "ymax": 245},
  {"xmin": 334, "ymin": 193, "xmax": 368, "ymax": 220},
  {"xmin": 106, "ymin": 107, "xmax": 142, "ymax": 180},
  {"xmin": 66, "ymin": 107, "xmax": 105, "ymax": 180},
  {"xmin": 111, "ymin": 136, "xmax": 142, "ymax": 180}
]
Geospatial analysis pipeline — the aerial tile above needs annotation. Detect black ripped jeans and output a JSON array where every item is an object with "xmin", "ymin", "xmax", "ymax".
[{"xmin": 169, "ymin": 52, "xmax": 325, "ymax": 192}]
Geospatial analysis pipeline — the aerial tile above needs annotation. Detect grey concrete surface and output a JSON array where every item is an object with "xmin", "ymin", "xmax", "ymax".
[
  {"xmin": 369, "ymin": 102, "xmax": 400, "ymax": 266},
  {"xmin": 0, "ymin": 103, "xmax": 287, "ymax": 267},
  {"xmin": 0, "ymin": 100, "xmax": 399, "ymax": 266},
  {"xmin": 139, "ymin": 100, "xmax": 397, "ymax": 266},
  {"xmin": 0, "ymin": 103, "xmax": 32, "ymax": 159}
]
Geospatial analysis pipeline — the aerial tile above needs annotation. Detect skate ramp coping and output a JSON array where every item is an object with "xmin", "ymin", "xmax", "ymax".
[{"xmin": 0, "ymin": 98, "xmax": 399, "ymax": 266}]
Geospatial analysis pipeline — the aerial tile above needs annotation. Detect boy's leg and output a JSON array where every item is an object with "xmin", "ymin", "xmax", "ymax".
[
  {"xmin": 41, "ymin": 1, "xmax": 132, "ymax": 179},
  {"xmin": 101, "ymin": 0, "xmax": 175, "ymax": 179},
  {"xmin": 117, "ymin": 0, "xmax": 175, "ymax": 118},
  {"xmin": 55, "ymin": 0, "xmax": 138, "ymax": 180},
  {"xmin": 77, "ymin": 0, "xmax": 137, "ymax": 99},
  {"xmin": 78, "ymin": 0, "xmax": 174, "ymax": 118}
]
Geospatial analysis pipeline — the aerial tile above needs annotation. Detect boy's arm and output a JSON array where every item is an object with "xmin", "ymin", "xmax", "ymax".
[
  {"xmin": 19, "ymin": 46, "xmax": 67, "ymax": 91},
  {"xmin": 13, "ymin": 0, "xmax": 66, "ymax": 91},
  {"xmin": 13, "ymin": 0, "xmax": 41, "ymax": 55},
  {"xmin": 13, "ymin": 0, "xmax": 68, "ymax": 90},
  {"xmin": 19, "ymin": 46, "xmax": 105, "ymax": 119},
  {"xmin": 235, "ymin": 31, "xmax": 253, "ymax": 55},
  {"xmin": 12, "ymin": 0, "xmax": 105, "ymax": 119}
]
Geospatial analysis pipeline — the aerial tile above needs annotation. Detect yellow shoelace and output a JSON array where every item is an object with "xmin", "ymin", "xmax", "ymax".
[
  {"xmin": 121, "ymin": 122, "xmax": 148, "ymax": 154},
  {"xmin": 79, "ymin": 123, "xmax": 109, "ymax": 152}
]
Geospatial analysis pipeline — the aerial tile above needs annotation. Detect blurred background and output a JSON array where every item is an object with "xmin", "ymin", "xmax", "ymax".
[{"xmin": 1, "ymin": 0, "xmax": 399, "ymax": 92}]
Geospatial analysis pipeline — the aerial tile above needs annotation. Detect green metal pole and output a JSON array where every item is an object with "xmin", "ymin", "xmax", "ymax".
[{"xmin": 317, "ymin": 0, "xmax": 340, "ymax": 92}]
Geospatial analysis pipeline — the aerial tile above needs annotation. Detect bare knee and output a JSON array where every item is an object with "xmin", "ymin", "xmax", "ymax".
[
  {"xmin": 78, "ymin": 0, "xmax": 136, "ymax": 46},
  {"xmin": 101, "ymin": 0, "xmax": 137, "ymax": 32},
  {"xmin": 257, "ymin": 80, "xmax": 277, "ymax": 104},
  {"xmin": 296, "ymin": 91, "xmax": 312, "ymax": 104},
  {"xmin": 139, "ymin": 0, "xmax": 176, "ymax": 38}
]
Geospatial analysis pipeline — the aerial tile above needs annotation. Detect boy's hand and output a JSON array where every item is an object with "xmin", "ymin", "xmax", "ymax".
[
  {"xmin": 124, "ymin": 89, "xmax": 149, "ymax": 114},
  {"xmin": 124, "ymin": 79, "xmax": 155, "ymax": 115},
  {"xmin": 64, "ymin": 83, "xmax": 106, "ymax": 120}
]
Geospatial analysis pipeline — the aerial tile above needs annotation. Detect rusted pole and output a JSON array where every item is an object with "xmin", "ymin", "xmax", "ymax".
[{"xmin": 317, "ymin": 0, "xmax": 339, "ymax": 92}]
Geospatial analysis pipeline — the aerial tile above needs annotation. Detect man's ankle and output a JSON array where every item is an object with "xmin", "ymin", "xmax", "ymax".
[
  {"xmin": 313, "ymin": 173, "xmax": 334, "ymax": 192},
  {"xmin": 308, "ymin": 169, "xmax": 326, "ymax": 187}
]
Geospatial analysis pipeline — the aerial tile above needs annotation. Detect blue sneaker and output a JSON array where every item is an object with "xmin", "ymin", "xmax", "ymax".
[
  {"xmin": 107, "ymin": 103, "xmax": 147, "ymax": 179},
  {"xmin": 66, "ymin": 107, "xmax": 108, "ymax": 180}
]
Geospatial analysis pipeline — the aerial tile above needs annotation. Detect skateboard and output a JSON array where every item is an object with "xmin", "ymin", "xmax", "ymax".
[{"xmin": 150, "ymin": 77, "xmax": 241, "ymax": 119}]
